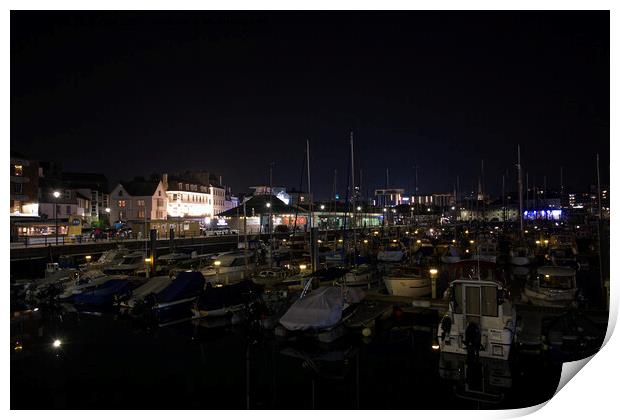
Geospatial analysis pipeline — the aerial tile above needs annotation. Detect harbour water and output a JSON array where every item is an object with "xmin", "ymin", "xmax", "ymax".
[{"xmin": 12, "ymin": 307, "xmax": 564, "ymax": 409}]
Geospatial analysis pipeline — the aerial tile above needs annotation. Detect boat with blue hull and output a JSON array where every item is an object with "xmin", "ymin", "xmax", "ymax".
[
  {"xmin": 130, "ymin": 271, "xmax": 206, "ymax": 325},
  {"xmin": 73, "ymin": 278, "xmax": 140, "ymax": 309}
]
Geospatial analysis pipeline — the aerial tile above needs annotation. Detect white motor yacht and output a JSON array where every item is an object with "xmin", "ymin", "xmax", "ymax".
[
  {"xmin": 438, "ymin": 279, "xmax": 516, "ymax": 360},
  {"xmin": 522, "ymin": 266, "xmax": 577, "ymax": 308}
]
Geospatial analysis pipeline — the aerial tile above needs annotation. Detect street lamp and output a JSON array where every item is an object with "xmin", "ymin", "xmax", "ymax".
[
  {"xmin": 429, "ymin": 268, "xmax": 439, "ymax": 299},
  {"xmin": 214, "ymin": 260, "xmax": 222, "ymax": 284},
  {"xmin": 53, "ymin": 191, "xmax": 60, "ymax": 245}
]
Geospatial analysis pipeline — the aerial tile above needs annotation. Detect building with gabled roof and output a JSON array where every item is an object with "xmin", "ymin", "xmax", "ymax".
[{"xmin": 109, "ymin": 178, "xmax": 167, "ymax": 226}]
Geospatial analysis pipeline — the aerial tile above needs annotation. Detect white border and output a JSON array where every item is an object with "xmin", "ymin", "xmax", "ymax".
[{"xmin": 4, "ymin": 2, "xmax": 616, "ymax": 419}]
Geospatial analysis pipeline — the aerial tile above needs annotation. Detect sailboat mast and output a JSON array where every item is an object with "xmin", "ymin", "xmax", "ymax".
[
  {"xmin": 307, "ymin": 139, "xmax": 312, "ymax": 229},
  {"xmin": 517, "ymin": 145, "xmax": 524, "ymax": 238},
  {"xmin": 596, "ymin": 153, "xmax": 604, "ymax": 301},
  {"xmin": 350, "ymin": 131, "xmax": 357, "ymax": 267}
]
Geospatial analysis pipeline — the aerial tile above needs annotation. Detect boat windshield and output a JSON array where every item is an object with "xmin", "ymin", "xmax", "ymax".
[
  {"xmin": 121, "ymin": 256, "xmax": 143, "ymax": 265},
  {"xmin": 539, "ymin": 274, "xmax": 574, "ymax": 289}
]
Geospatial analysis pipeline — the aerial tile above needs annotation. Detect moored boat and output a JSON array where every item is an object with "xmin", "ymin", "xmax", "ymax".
[
  {"xmin": 522, "ymin": 266, "xmax": 577, "ymax": 308},
  {"xmin": 383, "ymin": 265, "xmax": 431, "ymax": 298},
  {"xmin": 438, "ymin": 279, "xmax": 516, "ymax": 360}
]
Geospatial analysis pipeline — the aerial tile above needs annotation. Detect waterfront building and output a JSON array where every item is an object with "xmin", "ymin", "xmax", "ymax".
[
  {"xmin": 109, "ymin": 178, "xmax": 167, "ymax": 225},
  {"xmin": 374, "ymin": 188, "xmax": 405, "ymax": 207},
  {"xmin": 59, "ymin": 172, "xmax": 110, "ymax": 225},
  {"xmin": 163, "ymin": 172, "xmax": 228, "ymax": 223},
  {"xmin": 10, "ymin": 153, "xmax": 39, "ymax": 218},
  {"xmin": 217, "ymin": 194, "xmax": 307, "ymax": 234}
]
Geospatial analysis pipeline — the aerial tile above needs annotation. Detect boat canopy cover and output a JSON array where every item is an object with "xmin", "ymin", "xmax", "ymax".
[
  {"xmin": 156, "ymin": 271, "xmax": 205, "ymax": 303},
  {"xmin": 132, "ymin": 276, "xmax": 173, "ymax": 300},
  {"xmin": 280, "ymin": 286, "xmax": 363, "ymax": 332},
  {"xmin": 73, "ymin": 279, "xmax": 131, "ymax": 306},
  {"xmin": 198, "ymin": 280, "xmax": 259, "ymax": 310}
]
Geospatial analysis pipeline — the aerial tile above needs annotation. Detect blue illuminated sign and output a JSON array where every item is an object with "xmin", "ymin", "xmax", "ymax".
[{"xmin": 523, "ymin": 209, "xmax": 562, "ymax": 220}]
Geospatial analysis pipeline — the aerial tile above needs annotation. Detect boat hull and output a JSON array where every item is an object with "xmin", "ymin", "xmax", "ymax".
[
  {"xmin": 510, "ymin": 256, "xmax": 532, "ymax": 266},
  {"xmin": 522, "ymin": 287, "xmax": 577, "ymax": 308},
  {"xmin": 377, "ymin": 251, "xmax": 404, "ymax": 262},
  {"xmin": 383, "ymin": 276, "xmax": 431, "ymax": 298}
]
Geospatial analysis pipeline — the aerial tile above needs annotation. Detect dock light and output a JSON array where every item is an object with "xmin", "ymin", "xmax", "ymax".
[
  {"xmin": 214, "ymin": 260, "xmax": 221, "ymax": 267},
  {"xmin": 144, "ymin": 257, "xmax": 152, "ymax": 263},
  {"xmin": 427, "ymin": 208, "xmax": 431, "ymax": 212},
  {"xmin": 52, "ymin": 339, "xmax": 62, "ymax": 349},
  {"xmin": 429, "ymin": 229, "xmax": 434, "ymax": 233},
  {"xmin": 545, "ymin": 274, "xmax": 550, "ymax": 278},
  {"xmin": 357, "ymin": 206, "xmax": 362, "ymax": 211},
  {"xmin": 363, "ymin": 239, "xmax": 369, "ymax": 244},
  {"xmin": 338, "ymin": 239, "xmax": 343, "ymax": 243},
  {"xmin": 383, "ymin": 208, "xmax": 387, "ymax": 212},
  {"xmin": 53, "ymin": 191, "xmax": 61, "ymax": 199},
  {"xmin": 465, "ymin": 230, "xmax": 469, "ymax": 234},
  {"xmin": 524, "ymin": 230, "xmax": 529, "ymax": 234},
  {"xmin": 392, "ymin": 239, "xmax": 397, "ymax": 243},
  {"xmin": 373, "ymin": 231, "xmax": 379, "ymax": 235},
  {"xmin": 576, "ymin": 225, "xmax": 580, "ymax": 229},
  {"xmin": 535, "ymin": 240, "xmax": 541, "ymax": 245},
  {"xmin": 544, "ymin": 240, "xmax": 549, "ymax": 244},
  {"xmin": 320, "ymin": 204, "xmax": 325, "ymax": 210},
  {"xmin": 282, "ymin": 239, "xmax": 287, "ymax": 242},
  {"xmin": 452, "ymin": 239, "xmax": 456, "ymax": 243},
  {"xmin": 432, "ymin": 343, "xmax": 440, "ymax": 351},
  {"xmin": 105, "ymin": 207, "xmax": 110, "ymax": 213},
  {"xmin": 299, "ymin": 264, "xmax": 307, "ymax": 271},
  {"xmin": 451, "ymin": 206, "xmax": 456, "ymax": 210},
  {"xmin": 429, "ymin": 268, "xmax": 438, "ymax": 276},
  {"xmin": 33, "ymin": 307, "xmax": 39, "ymax": 312},
  {"xmin": 266, "ymin": 202, "xmax": 271, "ymax": 208},
  {"xmin": 494, "ymin": 226, "xmax": 499, "ymax": 230},
  {"xmin": 469, "ymin": 240, "xmax": 475, "ymax": 244},
  {"xmin": 317, "ymin": 239, "xmax": 322, "ymax": 243},
  {"xmin": 416, "ymin": 239, "xmax": 421, "ymax": 244},
  {"xmin": 405, "ymin": 231, "xmax": 409, "ymax": 235},
  {"xmin": 85, "ymin": 255, "xmax": 92, "ymax": 261},
  {"xmin": 465, "ymin": 249, "xmax": 470, "ymax": 253},
  {"xmin": 414, "ymin": 230, "xmax": 418, "ymax": 234},
  {"xmin": 14, "ymin": 341, "xmax": 23, "ymax": 352}
]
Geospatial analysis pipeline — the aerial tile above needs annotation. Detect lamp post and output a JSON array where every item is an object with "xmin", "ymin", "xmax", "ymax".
[
  {"xmin": 214, "ymin": 260, "xmax": 222, "ymax": 284},
  {"xmin": 429, "ymin": 268, "xmax": 438, "ymax": 299},
  {"xmin": 53, "ymin": 191, "xmax": 60, "ymax": 245}
]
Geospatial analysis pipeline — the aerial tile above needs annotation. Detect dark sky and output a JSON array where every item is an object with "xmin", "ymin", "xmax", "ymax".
[{"xmin": 11, "ymin": 11, "xmax": 609, "ymax": 199}]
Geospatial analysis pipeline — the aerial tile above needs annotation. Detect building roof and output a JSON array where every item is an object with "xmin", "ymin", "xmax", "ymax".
[
  {"xmin": 217, "ymin": 195, "xmax": 306, "ymax": 217},
  {"xmin": 121, "ymin": 180, "xmax": 161, "ymax": 197}
]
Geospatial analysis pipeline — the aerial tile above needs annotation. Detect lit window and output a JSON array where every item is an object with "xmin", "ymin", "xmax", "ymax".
[
  {"xmin": 118, "ymin": 200, "xmax": 126, "ymax": 208},
  {"xmin": 14, "ymin": 165, "xmax": 23, "ymax": 176}
]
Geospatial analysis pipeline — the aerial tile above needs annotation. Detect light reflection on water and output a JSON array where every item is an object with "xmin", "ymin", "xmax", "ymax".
[{"xmin": 11, "ymin": 305, "xmax": 563, "ymax": 410}]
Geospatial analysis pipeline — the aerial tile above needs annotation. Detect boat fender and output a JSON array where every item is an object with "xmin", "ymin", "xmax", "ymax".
[{"xmin": 440, "ymin": 315, "xmax": 452, "ymax": 340}]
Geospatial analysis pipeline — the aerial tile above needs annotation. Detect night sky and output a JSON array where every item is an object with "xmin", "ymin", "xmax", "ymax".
[{"xmin": 11, "ymin": 11, "xmax": 609, "ymax": 199}]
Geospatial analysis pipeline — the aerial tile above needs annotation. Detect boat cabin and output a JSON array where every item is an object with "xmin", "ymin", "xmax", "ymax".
[{"xmin": 439, "ymin": 279, "xmax": 515, "ymax": 360}]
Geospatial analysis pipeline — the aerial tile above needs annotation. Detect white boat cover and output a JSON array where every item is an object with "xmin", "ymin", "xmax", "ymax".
[{"xmin": 279, "ymin": 286, "xmax": 364, "ymax": 331}]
